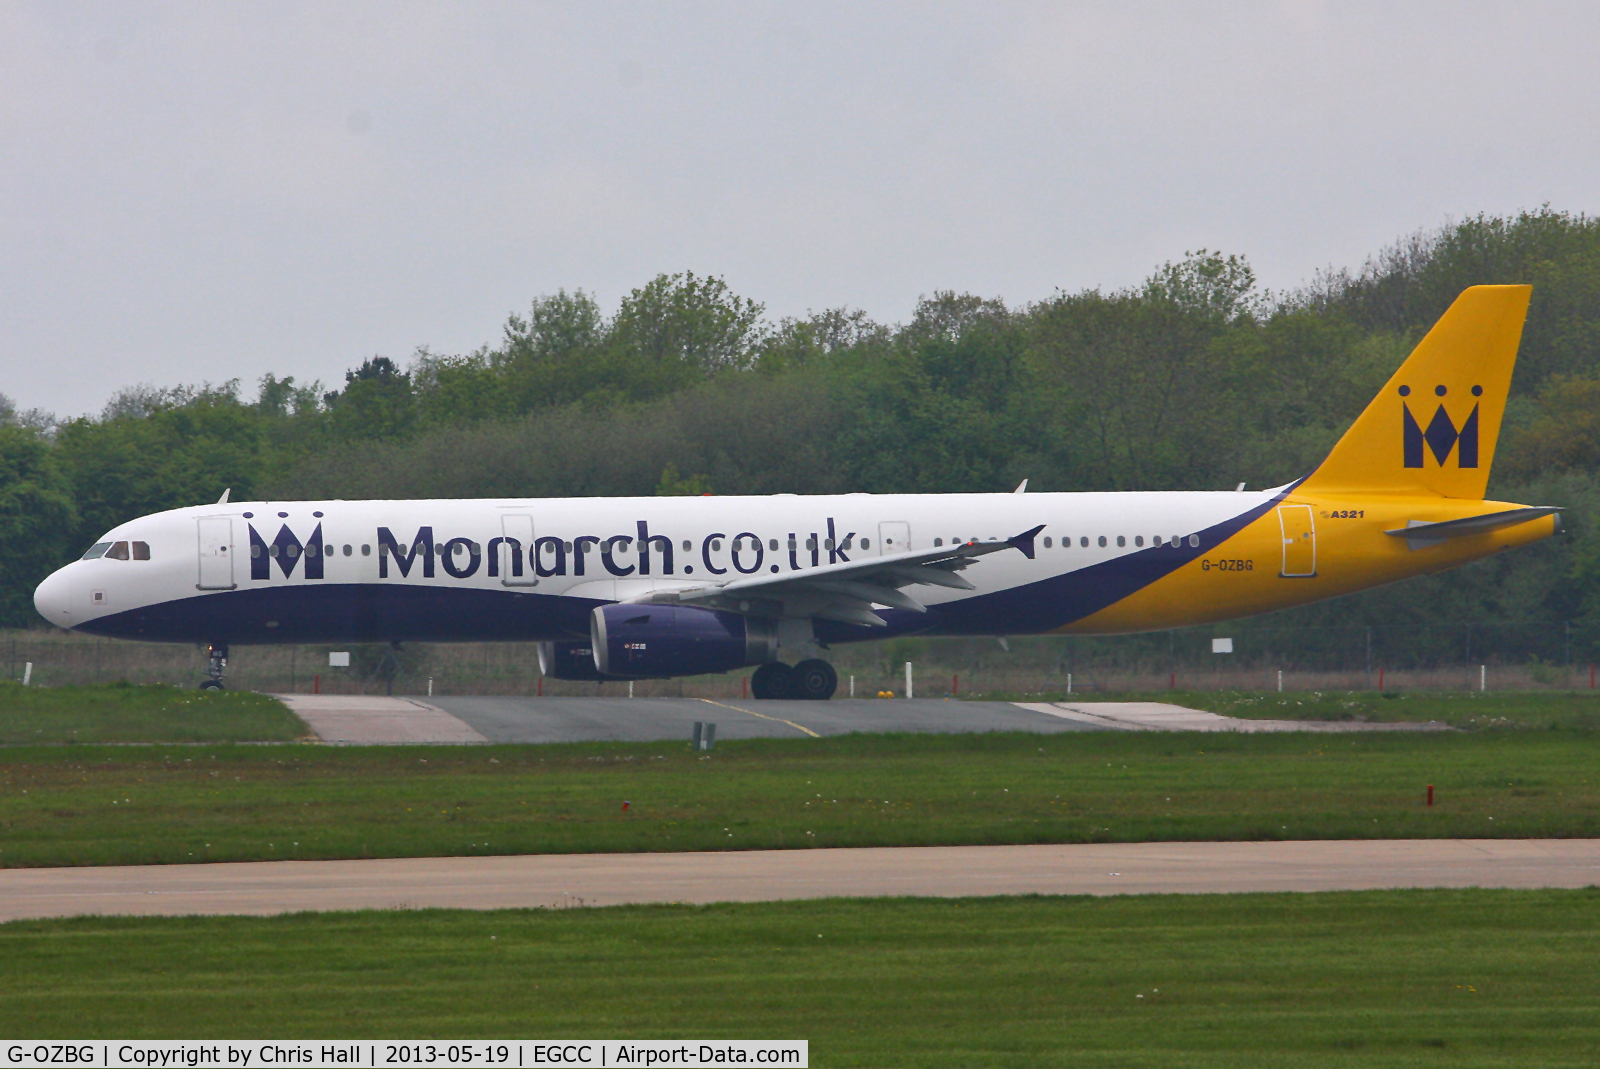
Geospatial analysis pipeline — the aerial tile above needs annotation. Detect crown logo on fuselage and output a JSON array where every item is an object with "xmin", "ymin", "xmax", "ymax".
[{"xmin": 1400, "ymin": 384, "xmax": 1480, "ymax": 469}]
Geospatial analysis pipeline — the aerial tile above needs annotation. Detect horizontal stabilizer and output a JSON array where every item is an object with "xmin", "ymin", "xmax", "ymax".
[{"xmin": 1385, "ymin": 507, "xmax": 1562, "ymax": 551}]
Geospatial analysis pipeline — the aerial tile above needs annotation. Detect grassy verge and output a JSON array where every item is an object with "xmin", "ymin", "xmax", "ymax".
[
  {"xmin": 2, "ymin": 889, "xmax": 1598, "ymax": 1065},
  {"xmin": 0, "ymin": 681, "xmax": 305, "ymax": 744},
  {"xmin": 2, "ymin": 730, "xmax": 1597, "ymax": 867},
  {"xmin": 977, "ymin": 688, "xmax": 1600, "ymax": 729}
]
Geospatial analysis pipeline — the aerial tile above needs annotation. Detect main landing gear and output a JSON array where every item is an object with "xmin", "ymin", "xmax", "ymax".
[
  {"xmin": 199, "ymin": 643, "xmax": 228, "ymax": 691},
  {"xmin": 750, "ymin": 659, "xmax": 838, "ymax": 700}
]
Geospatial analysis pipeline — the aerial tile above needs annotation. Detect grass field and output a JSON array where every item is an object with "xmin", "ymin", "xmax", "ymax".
[
  {"xmin": 0, "ymin": 889, "xmax": 1596, "ymax": 1065},
  {"xmin": 2, "ymin": 728, "xmax": 1597, "ymax": 867},
  {"xmin": 0, "ymin": 681, "xmax": 305, "ymax": 744}
]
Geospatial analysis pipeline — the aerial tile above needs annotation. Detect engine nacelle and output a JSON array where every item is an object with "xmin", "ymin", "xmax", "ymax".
[
  {"xmin": 537, "ymin": 640, "xmax": 611, "ymax": 681},
  {"xmin": 590, "ymin": 603, "xmax": 778, "ymax": 679}
]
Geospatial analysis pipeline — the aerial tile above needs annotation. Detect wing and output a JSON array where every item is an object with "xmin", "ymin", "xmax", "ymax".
[{"xmin": 628, "ymin": 525, "xmax": 1045, "ymax": 626}]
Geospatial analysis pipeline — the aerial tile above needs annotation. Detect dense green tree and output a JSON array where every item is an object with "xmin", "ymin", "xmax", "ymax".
[
  {"xmin": 326, "ymin": 357, "xmax": 416, "ymax": 441},
  {"xmin": 53, "ymin": 387, "xmax": 265, "ymax": 550},
  {"xmin": 0, "ymin": 426, "xmax": 78, "ymax": 626}
]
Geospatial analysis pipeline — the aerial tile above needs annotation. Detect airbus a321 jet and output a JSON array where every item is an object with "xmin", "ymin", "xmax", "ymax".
[{"xmin": 34, "ymin": 286, "xmax": 1561, "ymax": 699}]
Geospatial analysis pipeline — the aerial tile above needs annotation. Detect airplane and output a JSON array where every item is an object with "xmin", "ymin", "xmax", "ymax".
[{"xmin": 33, "ymin": 285, "xmax": 1560, "ymax": 698}]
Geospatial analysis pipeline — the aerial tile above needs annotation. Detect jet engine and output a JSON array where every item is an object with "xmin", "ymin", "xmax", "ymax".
[
  {"xmin": 536, "ymin": 640, "xmax": 611, "ymax": 681},
  {"xmin": 589, "ymin": 603, "xmax": 778, "ymax": 679}
]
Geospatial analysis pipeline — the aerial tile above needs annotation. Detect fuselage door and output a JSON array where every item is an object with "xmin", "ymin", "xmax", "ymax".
[
  {"xmin": 197, "ymin": 518, "xmax": 237, "ymax": 590},
  {"xmin": 878, "ymin": 521, "xmax": 911, "ymax": 555},
  {"xmin": 1277, "ymin": 505, "xmax": 1317, "ymax": 578},
  {"xmin": 501, "ymin": 514, "xmax": 538, "ymax": 586}
]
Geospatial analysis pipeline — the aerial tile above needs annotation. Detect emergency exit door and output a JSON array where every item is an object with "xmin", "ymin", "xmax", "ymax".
[
  {"xmin": 878, "ymin": 521, "xmax": 911, "ymax": 555},
  {"xmin": 1277, "ymin": 505, "xmax": 1316, "ymax": 578},
  {"xmin": 196, "ymin": 518, "xmax": 236, "ymax": 590}
]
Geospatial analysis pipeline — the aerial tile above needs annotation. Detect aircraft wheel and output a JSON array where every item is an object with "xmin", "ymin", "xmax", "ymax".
[
  {"xmin": 791, "ymin": 659, "xmax": 837, "ymax": 700},
  {"xmin": 198, "ymin": 679, "xmax": 225, "ymax": 691},
  {"xmin": 750, "ymin": 662, "xmax": 792, "ymax": 700}
]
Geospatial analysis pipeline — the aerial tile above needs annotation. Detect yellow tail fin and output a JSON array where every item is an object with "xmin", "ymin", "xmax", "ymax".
[{"xmin": 1301, "ymin": 284, "xmax": 1531, "ymax": 498}]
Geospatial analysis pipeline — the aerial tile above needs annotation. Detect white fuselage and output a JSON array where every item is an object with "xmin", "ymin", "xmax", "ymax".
[{"xmin": 33, "ymin": 490, "xmax": 1280, "ymax": 648}]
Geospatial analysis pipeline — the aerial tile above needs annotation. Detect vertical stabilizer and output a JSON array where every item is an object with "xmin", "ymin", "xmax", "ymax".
[{"xmin": 1300, "ymin": 284, "xmax": 1531, "ymax": 498}]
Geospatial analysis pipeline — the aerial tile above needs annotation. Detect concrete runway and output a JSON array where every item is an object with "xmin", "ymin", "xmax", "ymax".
[{"xmin": 2, "ymin": 839, "xmax": 1595, "ymax": 921}]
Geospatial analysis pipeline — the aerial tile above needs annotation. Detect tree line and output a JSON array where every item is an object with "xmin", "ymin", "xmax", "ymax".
[{"xmin": 5, "ymin": 209, "xmax": 1600, "ymax": 662}]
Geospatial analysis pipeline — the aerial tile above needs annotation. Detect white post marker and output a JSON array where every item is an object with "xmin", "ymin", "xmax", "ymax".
[
  {"xmin": 1277, "ymin": 669, "xmax": 1283, "ymax": 692},
  {"xmin": 428, "ymin": 677, "xmax": 434, "ymax": 697},
  {"xmin": 905, "ymin": 661, "xmax": 914, "ymax": 699},
  {"xmin": 1480, "ymin": 664, "xmax": 1487, "ymax": 692},
  {"xmin": 849, "ymin": 674, "xmax": 855, "ymax": 698},
  {"xmin": 1067, "ymin": 672, "xmax": 1072, "ymax": 695},
  {"xmin": 21, "ymin": 662, "xmax": 31, "ymax": 686},
  {"xmin": 629, "ymin": 680, "xmax": 635, "ymax": 698}
]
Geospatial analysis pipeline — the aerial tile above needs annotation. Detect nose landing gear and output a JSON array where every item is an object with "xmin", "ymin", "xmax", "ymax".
[
  {"xmin": 750, "ymin": 659, "xmax": 837, "ymax": 700},
  {"xmin": 199, "ymin": 643, "xmax": 229, "ymax": 691}
]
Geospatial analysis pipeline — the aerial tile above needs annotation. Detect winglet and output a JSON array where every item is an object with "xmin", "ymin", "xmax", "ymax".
[
  {"xmin": 1008, "ymin": 524, "xmax": 1046, "ymax": 560},
  {"xmin": 217, "ymin": 488, "xmax": 231, "ymax": 504},
  {"xmin": 1013, "ymin": 479, "xmax": 1028, "ymax": 494}
]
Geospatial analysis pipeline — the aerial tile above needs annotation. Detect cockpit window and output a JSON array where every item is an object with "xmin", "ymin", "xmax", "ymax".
[
  {"xmin": 132, "ymin": 541, "xmax": 151, "ymax": 560},
  {"xmin": 105, "ymin": 541, "xmax": 131, "ymax": 560},
  {"xmin": 81, "ymin": 542, "xmax": 112, "ymax": 560}
]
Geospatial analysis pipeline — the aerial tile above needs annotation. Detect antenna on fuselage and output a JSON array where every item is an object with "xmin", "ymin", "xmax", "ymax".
[{"xmin": 1013, "ymin": 479, "xmax": 1028, "ymax": 494}]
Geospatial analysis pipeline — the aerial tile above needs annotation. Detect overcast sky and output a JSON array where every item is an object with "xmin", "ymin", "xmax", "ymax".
[{"xmin": 4, "ymin": 1, "xmax": 1597, "ymax": 418}]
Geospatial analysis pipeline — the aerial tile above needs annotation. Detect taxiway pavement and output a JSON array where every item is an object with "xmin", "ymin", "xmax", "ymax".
[
  {"xmin": 1, "ymin": 839, "xmax": 1593, "ymax": 921},
  {"xmin": 278, "ymin": 696, "xmax": 1446, "ymax": 745}
]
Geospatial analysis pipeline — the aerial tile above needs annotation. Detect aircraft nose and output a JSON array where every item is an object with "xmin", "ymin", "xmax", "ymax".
[{"xmin": 33, "ymin": 566, "xmax": 76, "ymax": 629}]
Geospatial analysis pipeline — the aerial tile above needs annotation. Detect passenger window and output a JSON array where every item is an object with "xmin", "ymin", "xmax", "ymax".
[
  {"xmin": 361, "ymin": 544, "xmax": 371, "ymax": 556},
  {"xmin": 1134, "ymin": 536, "xmax": 1143, "ymax": 547},
  {"xmin": 563, "ymin": 541, "xmax": 573, "ymax": 552},
  {"xmin": 106, "ymin": 541, "xmax": 130, "ymax": 560},
  {"xmin": 1188, "ymin": 534, "xmax": 1200, "ymax": 547},
  {"xmin": 1171, "ymin": 535, "xmax": 1180, "ymax": 547},
  {"xmin": 682, "ymin": 540, "xmax": 692, "ymax": 551},
  {"xmin": 81, "ymin": 542, "xmax": 112, "ymax": 560},
  {"xmin": 769, "ymin": 539, "xmax": 778, "ymax": 551},
  {"xmin": 1153, "ymin": 536, "xmax": 1163, "ymax": 547},
  {"xmin": 1097, "ymin": 536, "xmax": 1107, "ymax": 548},
  {"xmin": 1080, "ymin": 537, "xmax": 1088, "ymax": 548},
  {"xmin": 251, "ymin": 544, "xmax": 262, "ymax": 558},
  {"xmin": 344, "ymin": 544, "xmax": 353, "ymax": 556},
  {"xmin": 1043, "ymin": 536, "xmax": 1052, "ymax": 548},
  {"xmin": 933, "ymin": 538, "xmax": 942, "ymax": 547},
  {"xmin": 787, "ymin": 538, "xmax": 797, "ymax": 550},
  {"xmin": 1116, "ymin": 536, "xmax": 1126, "ymax": 547},
  {"xmin": 132, "ymin": 541, "xmax": 150, "ymax": 560},
  {"xmin": 806, "ymin": 537, "xmax": 816, "ymax": 550},
  {"xmin": 711, "ymin": 539, "xmax": 722, "ymax": 551}
]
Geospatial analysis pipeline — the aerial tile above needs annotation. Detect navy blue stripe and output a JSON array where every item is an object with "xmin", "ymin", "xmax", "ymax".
[{"xmin": 75, "ymin": 584, "xmax": 598, "ymax": 645}]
